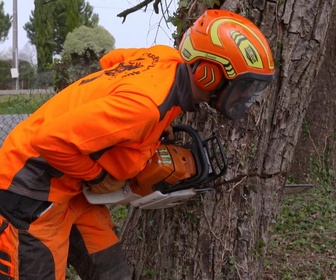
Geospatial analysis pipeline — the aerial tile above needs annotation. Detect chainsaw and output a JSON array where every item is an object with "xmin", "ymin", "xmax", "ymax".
[{"xmin": 83, "ymin": 124, "xmax": 227, "ymax": 209}]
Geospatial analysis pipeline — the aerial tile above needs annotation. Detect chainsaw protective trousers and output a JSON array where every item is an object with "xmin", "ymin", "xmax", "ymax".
[{"xmin": 0, "ymin": 191, "xmax": 131, "ymax": 280}]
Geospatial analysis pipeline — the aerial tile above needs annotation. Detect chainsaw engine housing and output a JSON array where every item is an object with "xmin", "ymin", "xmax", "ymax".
[
  {"xmin": 130, "ymin": 124, "xmax": 227, "ymax": 196},
  {"xmin": 130, "ymin": 145, "xmax": 197, "ymax": 196}
]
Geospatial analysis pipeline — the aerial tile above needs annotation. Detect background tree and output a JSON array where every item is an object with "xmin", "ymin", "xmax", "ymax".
[
  {"xmin": 0, "ymin": 58, "xmax": 36, "ymax": 90},
  {"xmin": 23, "ymin": 0, "xmax": 99, "ymax": 72},
  {"xmin": 0, "ymin": 1, "xmax": 11, "ymax": 42},
  {"xmin": 24, "ymin": 0, "xmax": 55, "ymax": 72},
  {"xmin": 53, "ymin": 0, "xmax": 99, "ymax": 54},
  {"xmin": 116, "ymin": 0, "xmax": 336, "ymax": 279},
  {"xmin": 53, "ymin": 25, "xmax": 115, "ymax": 92},
  {"xmin": 19, "ymin": 42, "xmax": 37, "ymax": 67}
]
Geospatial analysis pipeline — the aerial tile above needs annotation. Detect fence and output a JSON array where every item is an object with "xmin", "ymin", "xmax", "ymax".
[
  {"xmin": 0, "ymin": 90, "xmax": 55, "ymax": 146},
  {"xmin": 0, "ymin": 62, "xmax": 100, "ymax": 146}
]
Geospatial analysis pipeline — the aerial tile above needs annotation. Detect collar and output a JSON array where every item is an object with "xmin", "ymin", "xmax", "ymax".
[
  {"xmin": 174, "ymin": 63, "xmax": 197, "ymax": 112},
  {"xmin": 158, "ymin": 63, "xmax": 197, "ymax": 121}
]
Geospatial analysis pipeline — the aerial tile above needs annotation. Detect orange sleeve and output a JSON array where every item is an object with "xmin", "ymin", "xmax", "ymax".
[
  {"xmin": 100, "ymin": 48, "xmax": 145, "ymax": 69},
  {"xmin": 30, "ymin": 93, "xmax": 159, "ymax": 181}
]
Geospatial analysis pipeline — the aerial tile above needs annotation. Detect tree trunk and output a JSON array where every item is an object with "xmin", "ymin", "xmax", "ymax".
[
  {"xmin": 290, "ymin": 8, "xmax": 336, "ymax": 185},
  {"xmin": 120, "ymin": 0, "xmax": 336, "ymax": 279}
]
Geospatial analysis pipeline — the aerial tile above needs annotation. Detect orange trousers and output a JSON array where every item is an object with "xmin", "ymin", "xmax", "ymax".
[{"xmin": 0, "ymin": 193, "xmax": 130, "ymax": 280}]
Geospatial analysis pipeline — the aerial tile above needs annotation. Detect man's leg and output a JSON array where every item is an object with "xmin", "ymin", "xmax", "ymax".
[
  {"xmin": 67, "ymin": 194, "xmax": 132, "ymax": 280},
  {"xmin": 0, "ymin": 217, "xmax": 14, "ymax": 280},
  {"xmin": 0, "ymin": 190, "xmax": 73, "ymax": 280}
]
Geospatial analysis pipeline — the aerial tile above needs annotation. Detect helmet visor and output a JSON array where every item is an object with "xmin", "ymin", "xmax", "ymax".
[{"xmin": 216, "ymin": 73, "xmax": 274, "ymax": 120}]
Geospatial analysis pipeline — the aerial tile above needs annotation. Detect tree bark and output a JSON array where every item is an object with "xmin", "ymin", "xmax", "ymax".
[
  {"xmin": 290, "ymin": 7, "xmax": 336, "ymax": 185},
  {"xmin": 120, "ymin": 0, "xmax": 336, "ymax": 279}
]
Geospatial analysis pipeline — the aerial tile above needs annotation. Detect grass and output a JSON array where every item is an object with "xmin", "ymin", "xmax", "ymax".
[
  {"xmin": 109, "ymin": 205, "xmax": 129, "ymax": 234},
  {"xmin": 262, "ymin": 178, "xmax": 336, "ymax": 279},
  {"xmin": 0, "ymin": 93, "xmax": 54, "ymax": 114}
]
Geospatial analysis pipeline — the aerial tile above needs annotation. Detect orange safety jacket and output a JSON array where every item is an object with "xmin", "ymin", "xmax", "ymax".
[{"xmin": 0, "ymin": 45, "xmax": 195, "ymax": 203}]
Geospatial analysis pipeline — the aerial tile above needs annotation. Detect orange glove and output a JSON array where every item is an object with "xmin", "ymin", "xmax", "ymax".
[{"xmin": 86, "ymin": 170, "xmax": 126, "ymax": 194}]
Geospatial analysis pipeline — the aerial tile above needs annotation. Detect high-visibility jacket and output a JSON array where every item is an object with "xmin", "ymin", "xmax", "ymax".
[{"xmin": 0, "ymin": 45, "xmax": 195, "ymax": 203}]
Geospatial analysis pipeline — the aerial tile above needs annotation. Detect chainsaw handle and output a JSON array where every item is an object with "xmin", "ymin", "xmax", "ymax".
[
  {"xmin": 158, "ymin": 124, "xmax": 209, "ymax": 193},
  {"xmin": 159, "ymin": 124, "xmax": 227, "ymax": 193}
]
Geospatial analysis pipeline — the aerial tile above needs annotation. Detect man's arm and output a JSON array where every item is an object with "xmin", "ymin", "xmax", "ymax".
[{"xmin": 30, "ymin": 94, "xmax": 159, "ymax": 181}]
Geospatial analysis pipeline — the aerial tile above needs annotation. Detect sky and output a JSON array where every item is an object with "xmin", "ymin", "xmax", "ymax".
[{"xmin": 0, "ymin": 0, "xmax": 176, "ymax": 53}]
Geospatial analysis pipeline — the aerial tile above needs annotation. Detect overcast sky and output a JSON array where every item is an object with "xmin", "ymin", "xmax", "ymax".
[{"xmin": 1, "ymin": 0, "xmax": 176, "ymax": 52}]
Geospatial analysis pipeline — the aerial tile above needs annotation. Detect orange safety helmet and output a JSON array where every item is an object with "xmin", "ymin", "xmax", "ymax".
[{"xmin": 179, "ymin": 9, "xmax": 275, "ymax": 119}]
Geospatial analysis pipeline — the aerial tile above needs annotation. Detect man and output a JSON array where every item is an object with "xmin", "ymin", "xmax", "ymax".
[{"xmin": 0, "ymin": 9, "xmax": 274, "ymax": 280}]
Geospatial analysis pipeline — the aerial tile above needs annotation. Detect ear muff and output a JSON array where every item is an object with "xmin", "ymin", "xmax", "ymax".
[{"xmin": 192, "ymin": 61, "xmax": 224, "ymax": 91}]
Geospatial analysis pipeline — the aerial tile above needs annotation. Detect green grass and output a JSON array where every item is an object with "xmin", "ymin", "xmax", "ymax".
[
  {"xmin": 0, "ymin": 94, "xmax": 53, "ymax": 114},
  {"xmin": 109, "ymin": 204, "xmax": 129, "ymax": 233},
  {"xmin": 263, "ymin": 181, "xmax": 336, "ymax": 279}
]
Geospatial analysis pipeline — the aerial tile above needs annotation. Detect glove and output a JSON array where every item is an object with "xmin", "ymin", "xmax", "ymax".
[{"xmin": 85, "ymin": 169, "xmax": 126, "ymax": 194}]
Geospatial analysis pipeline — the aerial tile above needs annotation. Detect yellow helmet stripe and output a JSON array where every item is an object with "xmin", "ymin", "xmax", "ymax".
[
  {"xmin": 180, "ymin": 35, "xmax": 237, "ymax": 78},
  {"xmin": 210, "ymin": 18, "xmax": 274, "ymax": 70},
  {"xmin": 231, "ymin": 30, "xmax": 263, "ymax": 69}
]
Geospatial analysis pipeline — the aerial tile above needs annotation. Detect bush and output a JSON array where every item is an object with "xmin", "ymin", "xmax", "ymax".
[{"xmin": 52, "ymin": 25, "xmax": 115, "ymax": 92}]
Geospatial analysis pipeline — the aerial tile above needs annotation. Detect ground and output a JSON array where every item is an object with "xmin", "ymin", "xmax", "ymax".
[{"xmin": 262, "ymin": 182, "xmax": 336, "ymax": 279}]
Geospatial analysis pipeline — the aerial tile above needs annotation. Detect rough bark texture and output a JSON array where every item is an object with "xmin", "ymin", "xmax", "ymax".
[
  {"xmin": 120, "ymin": 0, "xmax": 336, "ymax": 279},
  {"xmin": 290, "ymin": 10, "xmax": 336, "ymax": 185}
]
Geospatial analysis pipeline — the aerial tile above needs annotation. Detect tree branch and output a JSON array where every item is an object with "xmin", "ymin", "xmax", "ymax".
[
  {"xmin": 117, "ymin": 0, "xmax": 156, "ymax": 23},
  {"xmin": 153, "ymin": 0, "xmax": 161, "ymax": 14}
]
